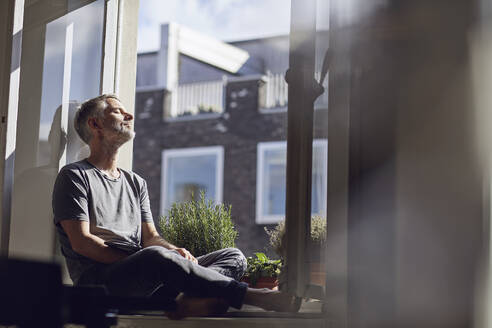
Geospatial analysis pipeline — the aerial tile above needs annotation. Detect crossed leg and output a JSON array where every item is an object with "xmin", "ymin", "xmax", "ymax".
[{"xmin": 86, "ymin": 246, "xmax": 300, "ymax": 318}]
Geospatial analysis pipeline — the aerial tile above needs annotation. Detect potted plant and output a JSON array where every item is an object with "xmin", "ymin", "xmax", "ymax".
[
  {"xmin": 265, "ymin": 216, "xmax": 327, "ymax": 286},
  {"xmin": 159, "ymin": 191, "xmax": 238, "ymax": 257},
  {"xmin": 242, "ymin": 252, "xmax": 281, "ymax": 289}
]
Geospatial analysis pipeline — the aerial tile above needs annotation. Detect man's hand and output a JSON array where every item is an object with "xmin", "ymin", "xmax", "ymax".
[
  {"xmin": 174, "ymin": 248, "xmax": 198, "ymax": 264},
  {"xmin": 141, "ymin": 221, "xmax": 198, "ymax": 264}
]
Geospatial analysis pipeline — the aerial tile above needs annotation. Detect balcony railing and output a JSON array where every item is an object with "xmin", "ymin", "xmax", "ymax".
[
  {"xmin": 166, "ymin": 71, "xmax": 328, "ymax": 119},
  {"xmin": 169, "ymin": 80, "xmax": 224, "ymax": 119},
  {"xmin": 261, "ymin": 71, "xmax": 288, "ymax": 109},
  {"xmin": 260, "ymin": 71, "xmax": 328, "ymax": 110}
]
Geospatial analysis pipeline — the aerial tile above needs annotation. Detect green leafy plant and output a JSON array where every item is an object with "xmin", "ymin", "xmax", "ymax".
[
  {"xmin": 159, "ymin": 191, "xmax": 238, "ymax": 257},
  {"xmin": 265, "ymin": 215, "xmax": 327, "ymax": 258},
  {"xmin": 244, "ymin": 252, "xmax": 282, "ymax": 287},
  {"xmin": 265, "ymin": 220, "xmax": 285, "ymax": 257}
]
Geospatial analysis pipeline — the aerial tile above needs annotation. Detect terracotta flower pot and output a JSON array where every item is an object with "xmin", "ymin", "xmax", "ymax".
[
  {"xmin": 241, "ymin": 276, "xmax": 278, "ymax": 289},
  {"xmin": 307, "ymin": 242, "xmax": 326, "ymax": 287},
  {"xmin": 309, "ymin": 262, "xmax": 326, "ymax": 287}
]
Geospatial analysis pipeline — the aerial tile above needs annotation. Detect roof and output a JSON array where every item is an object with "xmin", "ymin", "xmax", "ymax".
[{"xmin": 136, "ymin": 26, "xmax": 328, "ymax": 87}]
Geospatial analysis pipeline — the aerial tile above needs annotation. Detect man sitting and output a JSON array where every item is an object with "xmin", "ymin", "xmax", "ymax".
[{"xmin": 52, "ymin": 94, "xmax": 300, "ymax": 318}]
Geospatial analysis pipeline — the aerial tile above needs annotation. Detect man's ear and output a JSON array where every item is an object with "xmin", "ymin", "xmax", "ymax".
[
  {"xmin": 88, "ymin": 117, "xmax": 101, "ymax": 130},
  {"xmin": 87, "ymin": 117, "xmax": 105, "ymax": 140}
]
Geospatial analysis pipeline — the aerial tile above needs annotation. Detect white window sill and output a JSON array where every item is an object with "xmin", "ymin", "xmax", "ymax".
[
  {"xmin": 164, "ymin": 112, "xmax": 223, "ymax": 122},
  {"xmin": 116, "ymin": 300, "xmax": 324, "ymax": 328},
  {"xmin": 259, "ymin": 107, "xmax": 287, "ymax": 114},
  {"xmin": 259, "ymin": 106, "xmax": 327, "ymax": 114},
  {"xmin": 256, "ymin": 215, "xmax": 284, "ymax": 225}
]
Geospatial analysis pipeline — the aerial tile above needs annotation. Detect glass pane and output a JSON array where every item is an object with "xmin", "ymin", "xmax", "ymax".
[
  {"xmin": 8, "ymin": 0, "xmax": 105, "ymax": 260},
  {"xmin": 312, "ymin": 141, "xmax": 328, "ymax": 215},
  {"xmin": 165, "ymin": 153, "xmax": 218, "ymax": 211},
  {"xmin": 38, "ymin": 1, "xmax": 103, "ymax": 166},
  {"xmin": 309, "ymin": 0, "xmax": 329, "ymax": 292},
  {"xmin": 263, "ymin": 149, "xmax": 286, "ymax": 216},
  {"xmin": 134, "ymin": 1, "xmax": 291, "ymax": 258},
  {"xmin": 259, "ymin": 141, "xmax": 327, "ymax": 220}
]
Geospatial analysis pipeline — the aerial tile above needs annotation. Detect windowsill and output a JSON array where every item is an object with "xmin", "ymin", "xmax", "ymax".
[
  {"xmin": 164, "ymin": 112, "xmax": 223, "ymax": 122},
  {"xmin": 259, "ymin": 106, "xmax": 327, "ymax": 114},
  {"xmin": 259, "ymin": 106, "xmax": 287, "ymax": 114},
  {"xmin": 115, "ymin": 299, "xmax": 324, "ymax": 328},
  {"xmin": 255, "ymin": 216, "xmax": 284, "ymax": 225},
  {"xmin": 116, "ymin": 315, "xmax": 325, "ymax": 328}
]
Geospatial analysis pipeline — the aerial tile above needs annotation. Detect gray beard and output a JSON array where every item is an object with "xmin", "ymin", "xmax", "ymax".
[{"xmin": 108, "ymin": 121, "xmax": 135, "ymax": 144}]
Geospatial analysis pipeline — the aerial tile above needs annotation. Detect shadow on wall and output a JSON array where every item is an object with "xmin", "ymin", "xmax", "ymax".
[{"xmin": 8, "ymin": 101, "xmax": 89, "ymax": 261}]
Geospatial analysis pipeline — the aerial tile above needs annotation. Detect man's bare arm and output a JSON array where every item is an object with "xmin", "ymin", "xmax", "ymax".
[
  {"xmin": 141, "ymin": 221, "xmax": 177, "ymax": 249},
  {"xmin": 60, "ymin": 220, "xmax": 127, "ymax": 264},
  {"xmin": 141, "ymin": 221, "xmax": 197, "ymax": 263}
]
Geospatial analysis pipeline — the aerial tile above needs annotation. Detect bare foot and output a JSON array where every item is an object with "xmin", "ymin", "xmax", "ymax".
[
  {"xmin": 243, "ymin": 288, "xmax": 302, "ymax": 312},
  {"xmin": 166, "ymin": 293, "xmax": 229, "ymax": 320}
]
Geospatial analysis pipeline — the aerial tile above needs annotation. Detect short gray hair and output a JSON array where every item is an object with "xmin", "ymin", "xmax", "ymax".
[{"xmin": 74, "ymin": 94, "xmax": 120, "ymax": 144}]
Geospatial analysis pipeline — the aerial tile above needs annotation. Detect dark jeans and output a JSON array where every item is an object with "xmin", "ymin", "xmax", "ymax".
[{"xmin": 78, "ymin": 246, "xmax": 248, "ymax": 309}]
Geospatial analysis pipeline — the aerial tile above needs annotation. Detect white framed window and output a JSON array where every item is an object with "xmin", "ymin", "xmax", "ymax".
[
  {"xmin": 161, "ymin": 146, "xmax": 224, "ymax": 215},
  {"xmin": 256, "ymin": 139, "xmax": 327, "ymax": 224}
]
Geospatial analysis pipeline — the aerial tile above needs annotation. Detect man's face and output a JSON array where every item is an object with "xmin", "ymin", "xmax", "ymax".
[{"xmin": 101, "ymin": 98, "xmax": 135, "ymax": 144}]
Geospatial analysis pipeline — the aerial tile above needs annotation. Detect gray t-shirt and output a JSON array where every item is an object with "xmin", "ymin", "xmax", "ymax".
[{"xmin": 52, "ymin": 159, "xmax": 153, "ymax": 284}]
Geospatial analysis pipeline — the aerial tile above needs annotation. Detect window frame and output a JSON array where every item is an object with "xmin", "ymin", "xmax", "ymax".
[
  {"xmin": 0, "ymin": 0, "xmax": 139, "ymax": 258},
  {"xmin": 160, "ymin": 146, "xmax": 224, "ymax": 215},
  {"xmin": 256, "ymin": 139, "xmax": 328, "ymax": 224}
]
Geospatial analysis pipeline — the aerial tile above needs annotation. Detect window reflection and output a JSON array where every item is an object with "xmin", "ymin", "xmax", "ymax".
[{"xmin": 38, "ymin": 0, "xmax": 104, "ymax": 166}]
